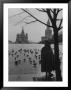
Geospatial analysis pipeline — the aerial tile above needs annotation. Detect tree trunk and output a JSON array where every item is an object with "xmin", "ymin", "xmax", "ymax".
[{"xmin": 54, "ymin": 28, "xmax": 62, "ymax": 81}]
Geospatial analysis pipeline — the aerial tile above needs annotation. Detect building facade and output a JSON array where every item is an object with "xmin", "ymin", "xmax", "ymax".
[{"xmin": 16, "ymin": 27, "xmax": 28, "ymax": 44}]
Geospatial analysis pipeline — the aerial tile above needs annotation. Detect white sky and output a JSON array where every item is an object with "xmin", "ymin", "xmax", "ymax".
[{"xmin": 8, "ymin": 8, "xmax": 62, "ymax": 42}]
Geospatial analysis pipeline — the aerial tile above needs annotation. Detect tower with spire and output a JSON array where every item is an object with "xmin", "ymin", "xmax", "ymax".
[
  {"xmin": 16, "ymin": 27, "xmax": 28, "ymax": 43},
  {"xmin": 21, "ymin": 27, "xmax": 24, "ymax": 35},
  {"xmin": 41, "ymin": 19, "xmax": 52, "ymax": 42}
]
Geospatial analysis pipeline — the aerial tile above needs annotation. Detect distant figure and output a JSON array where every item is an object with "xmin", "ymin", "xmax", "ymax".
[
  {"xmin": 41, "ymin": 40, "xmax": 55, "ymax": 79},
  {"xmin": 14, "ymin": 60, "xmax": 18, "ymax": 66}
]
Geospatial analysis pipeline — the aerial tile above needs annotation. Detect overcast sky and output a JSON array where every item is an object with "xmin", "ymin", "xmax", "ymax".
[{"xmin": 8, "ymin": 8, "xmax": 62, "ymax": 42}]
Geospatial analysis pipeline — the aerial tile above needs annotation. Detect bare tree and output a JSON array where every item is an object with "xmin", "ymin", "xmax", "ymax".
[{"xmin": 9, "ymin": 8, "xmax": 63, "ymax": 81}]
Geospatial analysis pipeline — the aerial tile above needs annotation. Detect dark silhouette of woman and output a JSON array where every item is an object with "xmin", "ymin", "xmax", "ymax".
[{"xmin": 41, "ymin": 40, "xmax": 55, "ymax": 80}]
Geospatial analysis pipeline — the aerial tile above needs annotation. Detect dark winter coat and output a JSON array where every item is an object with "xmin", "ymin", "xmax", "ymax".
[{"xmin": 41, "ymin": 45, "xmax": 55, "ymax": 72}]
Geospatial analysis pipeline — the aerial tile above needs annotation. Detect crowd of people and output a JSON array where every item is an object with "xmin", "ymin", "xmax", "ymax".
[
  {"xmin": 9, "ymin": 44, "xmax": 62, "ymax": 67},
  {"xmin": 9, "ymin": 43, "xmax": 62, "ymax": 81},
  {"xmin": 9, "ymin": 48, "xmax": 41, "ymax": 68}
]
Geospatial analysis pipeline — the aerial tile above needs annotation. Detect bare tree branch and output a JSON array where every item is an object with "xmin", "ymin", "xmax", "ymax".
[
  {"xmin": 56, "ymin": 9, "xmax": 62, "ymax": 15},
  {"xmin": 50, "ymin": 9, "xmax": 54, "ymax": 14},
  {"xmin": 25, "ymin": 20, "xmax": 37, "ymax": 24},
  {"xmin": 42, "ymin": 8, "xmax": 47, "ymax": 12},
  {"xmin": 9, "ymin": 8, "xmax": 63, "ymax": 31},
  {"xmin": 21, "ymin": 8, "xmax": 54, "ymax": 28},
  {"xmin": 36, "ymin": 8, "xmax": 47, "ymax": 12},
  {"xmin": 58, "ymin": 19, "xmax": 63, "ymax": 28},
  {"xmin": 14, "ymin": 15, "xmax": 31, "ymax": 25},
  {"xmin": 58, "ymin": 19, "xmax": 63, "ymax": 30},
  {"xmin": 46, "ymin": 9, "xmax": 53, "ymax": 22},
  {"xmin": 9, "ymin": 11, "xmax": 25, "ymax": 18},
  {"xmin": 36, "ymin": 8, "xmax": 44, "ymax": 12},
  {"xmin": 46, "ymin": 9, "xmax": 63, "ymax": 30},
  {"xmin": 58, "ymin": 9, "xmax": 62, "ymax": 12},
  {"xmin": 59, "ymin": 26, "xmax": 63, "ymax": 30}
]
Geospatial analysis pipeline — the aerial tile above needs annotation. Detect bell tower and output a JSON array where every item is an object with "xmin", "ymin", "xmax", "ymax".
[{"xmin": 45, "ymin": 19, "xmax": 52, "ymax": 39}]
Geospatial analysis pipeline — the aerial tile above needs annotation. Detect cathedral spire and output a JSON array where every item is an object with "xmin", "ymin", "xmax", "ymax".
[
  {"xmin": 47, "ymin": 19, "xmax": 50, "ymax": 25},
  {"xmin": 47, "ymin": 19, "xmax": 50, "ymax": 30},
  {"xmin": 21, "ymin": 26, "xmax": 24, "ymax": 34}
]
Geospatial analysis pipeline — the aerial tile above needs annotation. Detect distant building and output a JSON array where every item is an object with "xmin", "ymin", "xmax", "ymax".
[
  {"xmin": 9, "ymin": 40, "xmax": 13, "ymax": 44},
  {"xmin": 41, "ymin": 19, "xmax": 52, "ymax": 42},
  {"xmin": 15, "ymin": 27, "xmax": 28, "ymax": 44}
]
